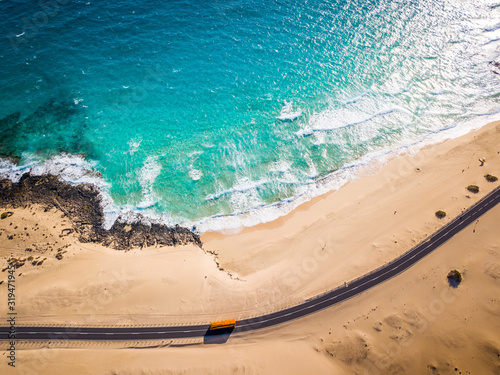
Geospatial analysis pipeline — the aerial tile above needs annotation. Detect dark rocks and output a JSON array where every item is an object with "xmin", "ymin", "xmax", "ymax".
[
  {"xmin": 0, "ymin": 173, "xmax": 202, "ymax": 250},
  {"xmin": 491, "ymin": 61, "xmax": 500, "ymax": 75},
  {"xmin": 101, "ymin": 221, "xmax": 201, "ymax": 250}
]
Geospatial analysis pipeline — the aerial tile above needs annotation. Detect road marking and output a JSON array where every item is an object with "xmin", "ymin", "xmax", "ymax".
[
  {"xmin": 239, "ymin": 194, "xmax": 500, "ymax": 328},
  {"xmin": 4, "ymin": 191, "xmax": 500, "ymax": 340}
]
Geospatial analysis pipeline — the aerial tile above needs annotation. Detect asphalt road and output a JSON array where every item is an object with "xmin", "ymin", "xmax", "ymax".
[{"xmin": 2, "ymin": 186, "xmax": 500, "ymax": 342}]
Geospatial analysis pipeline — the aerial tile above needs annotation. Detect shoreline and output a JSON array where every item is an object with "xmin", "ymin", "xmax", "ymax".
[
  {"xmin": 201, "ymin": 119, "xmax": 500, "ymax": 297},
  {"xmin": 2, "ymin": 115, "xmax": 499, "ymax": 236},
  {"xmin": 0, "ymin": 119, "xmax": 497, "ymax": 314},
  {"xmin": 0, "ymin": 174, "xmax": 201, "ymax": 250},
  {"xmin": 203, "ymin": 119, "xmax": 500, "ymax": 242},
  {"xmin": 186, "ymin": 116, "xmax": 500, "ymax": 233},
  {"xmin": 206, "ymin": 119, "xmax": 500, "ymax": 238},
  {"xmin": 1, "ymin": 120, "xmax": 500, "ymax": 374}
]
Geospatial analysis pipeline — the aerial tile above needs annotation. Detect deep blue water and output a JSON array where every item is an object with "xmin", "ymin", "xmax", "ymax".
[{"xmin": 1, "ymin": 0, "xmax": 499, "ymax": 231}]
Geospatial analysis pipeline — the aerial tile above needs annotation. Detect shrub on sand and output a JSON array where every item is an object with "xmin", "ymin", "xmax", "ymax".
[
  {"xmin": 435, "ymin": 210, "xmax": 446, "ymax": 219},
  {"xmin": 447, "ymin": 269, "xmax": 462, "ymax": 287},
  {"xmin": 466, "ymin": 185, "xmax": 479, "ymax": 194},
  {"xmin": 484, "ymin": 174, "xmax": 498, "ymax": 182}
]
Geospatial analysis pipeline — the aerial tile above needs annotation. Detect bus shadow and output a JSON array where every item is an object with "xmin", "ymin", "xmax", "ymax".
[{"xmin": 203, "ymin": 327, "xmax": 234, "ymax": 344}]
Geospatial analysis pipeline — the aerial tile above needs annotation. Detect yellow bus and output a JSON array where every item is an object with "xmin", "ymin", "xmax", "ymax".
[{"xmin": 209, "ymin": 319, "xmax": 236, "ymax": 330}]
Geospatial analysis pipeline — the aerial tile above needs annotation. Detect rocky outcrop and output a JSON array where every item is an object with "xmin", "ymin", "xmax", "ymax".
[{"xmin": 0, "ymin": 174, "xmax": 202, "ymax": 250}]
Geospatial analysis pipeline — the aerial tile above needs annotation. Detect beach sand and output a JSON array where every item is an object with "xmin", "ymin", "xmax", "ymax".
[{"xmin": 1, "ymin": 120, "xmax": 500, "ymax": 374}]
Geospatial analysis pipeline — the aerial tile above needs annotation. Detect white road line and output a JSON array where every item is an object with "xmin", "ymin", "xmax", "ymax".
[
  {"xmin": 6, "ymin": 191, "xmax": 499, "ymax": 339},
  {"xmin": 239, "ymin": 196, "xmax": 499, "ymax": 329}
]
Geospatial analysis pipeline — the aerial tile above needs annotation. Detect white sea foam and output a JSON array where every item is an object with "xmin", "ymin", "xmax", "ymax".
[
  {"xmin": 128, "ymin": 137, "xmax": 142, "ymax": 155},
  {"xmin": 270, "ymin": 160, "xmax": 292, "ymax": 173},
  {"xmin": 346, "ymin": 92, "xmax": 369, "ymax": 104},
  {"xmin": 0, "ymin": 153, "xmax": 119, "ymax": 229},
  {"xmin": 1, "ymin": 109, "xmax": 499, "ymax": 235},
  {"xmin": 304, "ymin": 155, "xmax": 318, "ymax": 178},
  {"xmin": 229, "ymin": 188, "xmax": 263, "ymax": 212},
  {"xmin": 29, "ymin": 154, "xmax": 99, "ymax": 183},
  {"xmin": 270, "ymin": 159, "xmax": 298, "ymax": 183},
  {"xmin": 137, "ymin": 155, "xmax": 162, "ymax": 209},
  {"xmin": 186, "ymin": 111, "xmax": 500, "ymax": 233},
  {"xmin": 277, "ymin": 101, "xmax": 302, "ymax": 121},
  {"xmin": 0, "ymin": 159, "xmax": 31, "ymax": 182},
  {"xmin": 188, "ymin": 167, "xmax": 203, "ymax": 181},
  {"xmin": 206, "ymin": 177, "xmax": 269, "ymax": 201},
  {"xmin": 296, "ymin": 107, "xmax": 401, "ymax": 137}
]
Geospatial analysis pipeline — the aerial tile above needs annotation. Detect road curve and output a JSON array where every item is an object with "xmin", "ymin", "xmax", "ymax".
[{"xmin": 2, "ymin": 186, "xmax": 500, "ymax": 341}]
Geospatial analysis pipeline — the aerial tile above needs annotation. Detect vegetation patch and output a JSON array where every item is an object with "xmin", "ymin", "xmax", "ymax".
[
  {"xmin": 2, "ymin": 257, "xmax": 26, "ymax": 271},
  {"xmin": 34, "ymin": 257, "xmax": 47, "ymax": 266},
  {"xmin": 55, "ymin": 250, "xmax": 67, "ymax": 260},
  {"xmin": 466, "ymin": 185, "xmax": 480, "ymax": 194},
  {"xmin": 1, "ymin": 211, "xmax": 13, "ymax": 219},
  {"xmin": 435, "ymin": 210, "xmax": 446, "ymax": 219},
  {"xmin": 59, "ymin": 228, "xmax": 73, "ymax": 237},
  {"xmin": 484, "ymin": 174, "xmax": 498, "ymax": 182},
  {"xmin": 447, "ymin": 269, "xmax": 462, "ymax": 287}
]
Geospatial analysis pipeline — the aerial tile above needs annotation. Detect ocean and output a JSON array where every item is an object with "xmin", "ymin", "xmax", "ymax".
[{"xmin": 1, "ymin": 0, "xmax": 499, "ymax": 232}]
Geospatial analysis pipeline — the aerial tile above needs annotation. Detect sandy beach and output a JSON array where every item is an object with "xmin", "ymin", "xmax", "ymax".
[{"xmin": 1, "ymin": 120, "xmax": 500, "ymax": 374}]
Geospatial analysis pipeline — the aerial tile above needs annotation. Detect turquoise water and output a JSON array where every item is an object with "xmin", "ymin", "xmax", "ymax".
[{"xmin": 1, "ymin": 0, "xmax": 499, "ymax": 231}]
